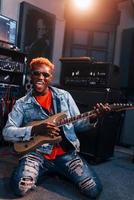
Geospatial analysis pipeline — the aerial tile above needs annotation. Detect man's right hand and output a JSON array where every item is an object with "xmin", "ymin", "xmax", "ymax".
[{"xmin": 31, "ymin": 122, "xmax": 60, "ymax": 138}]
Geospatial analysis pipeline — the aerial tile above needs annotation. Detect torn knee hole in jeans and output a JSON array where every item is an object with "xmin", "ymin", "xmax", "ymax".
[
  {"xmin": 66, "ymin": 158, "xmax": 84, "ymax": 176},
  {"xmin": 19, "ymin": 176, "xmax": 35, "ymax": 191},
  {"xmin": 79, "ymin": 177, "xmax": 96, "ymax": 190}
]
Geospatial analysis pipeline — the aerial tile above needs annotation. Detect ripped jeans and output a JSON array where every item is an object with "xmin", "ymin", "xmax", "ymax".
[{"xmin": 11, "ymin": 151, "xmax": 102, "ymax": 198}]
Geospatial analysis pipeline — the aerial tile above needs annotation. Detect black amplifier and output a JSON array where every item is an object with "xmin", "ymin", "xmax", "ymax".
[
  {"xmin": 0, "ymin": 59, "xmax": 25, "ymax": 86},
  {"xmin": 0, "ymin": 72, "xmax": 24, "ymax": 86},
  {"xmin": 60, "ymin": 57, "xmax": 120, "ymax": 89},
  {"xmin": 0, "ymin": 59, "xmax": 24, "ymax": 73},
  {"xmin": 0, "ymin": 83, "xmax": 21, "ymax": 98}
]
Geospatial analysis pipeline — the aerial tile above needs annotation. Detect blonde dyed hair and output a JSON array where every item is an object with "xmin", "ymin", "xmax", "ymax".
[{"xmin": 30, "ymin": 57, "xmax": 54, "ymax": 70}]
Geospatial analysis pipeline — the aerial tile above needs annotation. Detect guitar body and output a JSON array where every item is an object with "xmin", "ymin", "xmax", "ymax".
[
  {"xmin": 14, "ymin": 112, "xmax": 67, "ymax": 154},
  {"xmin": 14, "ymin": 103, "xmax": 134, "ymax": 154}
]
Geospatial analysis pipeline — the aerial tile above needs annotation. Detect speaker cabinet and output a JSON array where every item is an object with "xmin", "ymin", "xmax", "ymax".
[
  {"xmin": 77, "ymin": 113, "xmax": 122, "ymax": 163},
  {"xmin": 120, "ymin": 110, "xmax": 134, "ymax": 146},
  {"xmin": 66, "ymin": 88, "xmax": 123, "ymax": 163},
  {"xmin": 67, "ymin": 89, "xmax": 122, "ymax": 111}
]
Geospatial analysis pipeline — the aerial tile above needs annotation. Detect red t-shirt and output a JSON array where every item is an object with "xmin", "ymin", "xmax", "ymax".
[{"xmin": 35, "ymin": 89, "xmax": 65, "ymax": 160}]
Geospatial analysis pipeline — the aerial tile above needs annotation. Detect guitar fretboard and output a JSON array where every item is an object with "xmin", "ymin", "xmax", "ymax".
[
  {"xmin": 56, "ymin": 111, "xmax": 94, "ymax": 127},
  {"xmin": 56, "ymin": 103, "xmax": 134, "ymax": 127}
]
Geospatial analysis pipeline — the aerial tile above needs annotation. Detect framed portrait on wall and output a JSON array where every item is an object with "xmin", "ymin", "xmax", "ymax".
[{"xmin": 18, "ymin": 2, "xmax": 56, "ymax": 63}]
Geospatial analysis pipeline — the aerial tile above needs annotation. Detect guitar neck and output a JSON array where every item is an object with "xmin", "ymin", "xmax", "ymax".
[
  {"xmin": 56, "ymin": 110, "xmax": 94, "ymax": 127},
  {"xmin": 56, "ymin": 103, "xmax": 134, "ymax": 127},
  {"xmin": 110, "ymin": 103, "xmax": 134, "ymax": 111}
]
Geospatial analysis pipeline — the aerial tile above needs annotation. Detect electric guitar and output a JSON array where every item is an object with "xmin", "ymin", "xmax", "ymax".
[{"xmin": 14, "ymin": 103, "xmax": 134, "ymax": 154}]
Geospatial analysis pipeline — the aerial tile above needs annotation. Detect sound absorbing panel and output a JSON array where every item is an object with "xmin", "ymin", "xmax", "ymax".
[{"xmin": 120, "ymin": 28, "xmax": 134, "ymax": 89}]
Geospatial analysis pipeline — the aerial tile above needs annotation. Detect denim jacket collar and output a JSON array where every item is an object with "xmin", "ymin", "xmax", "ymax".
[{"xmin": 25, "ymin": 86, "xmax": 62, "ymax": 113}]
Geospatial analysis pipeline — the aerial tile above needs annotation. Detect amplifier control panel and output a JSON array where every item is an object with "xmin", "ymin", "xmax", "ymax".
[
  {"xmin": 0, "ymin": 59, "xmax": 24, "ymax": 73},
  {"xmin": 60, "ymin": 57, "xmax": 120, "ymax": 89}
]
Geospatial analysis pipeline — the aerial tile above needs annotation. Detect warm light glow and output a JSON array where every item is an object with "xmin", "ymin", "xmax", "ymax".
[{"xmin": 72, "ymin": 0, "xmax": 95, "ymax": 11}]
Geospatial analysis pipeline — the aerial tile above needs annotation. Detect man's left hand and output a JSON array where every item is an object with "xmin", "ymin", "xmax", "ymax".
[{"xmin": 93, "ymin": 103, "xmax": 111, "ymax": 118}]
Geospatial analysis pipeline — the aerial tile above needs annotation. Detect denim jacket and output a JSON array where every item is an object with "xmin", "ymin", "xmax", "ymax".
[{"xmin": 2, "ymin": 86, "xmax": 94, "ymax": 154}]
